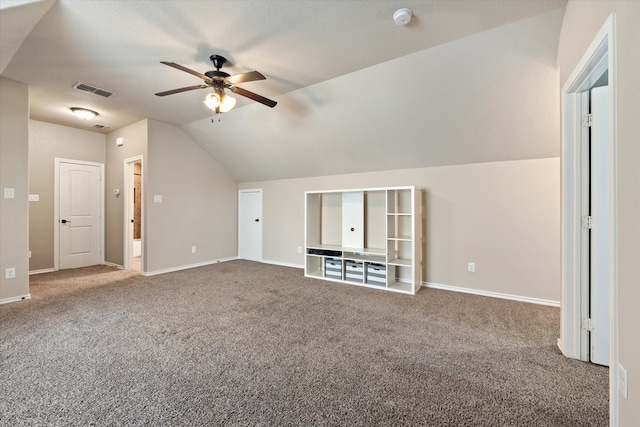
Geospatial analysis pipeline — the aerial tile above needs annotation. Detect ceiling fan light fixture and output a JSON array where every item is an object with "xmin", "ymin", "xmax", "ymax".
[
  {"xmin": 203, "ymin": 92, "xmax": 221, "ymax": 109},
  {"xmin": 218, "ymin": 94, "xmax": 236, "ymax": 113},
  {"xmin": 204, "ymin": 91, "xmax": 236, "ymax": 113},
  {"xmin": 70, "ymin": 107, "xmax": 99, "ymax": 120}
]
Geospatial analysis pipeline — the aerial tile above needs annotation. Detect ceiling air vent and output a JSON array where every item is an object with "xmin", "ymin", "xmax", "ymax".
[
  {"xmin": 73, "ymin": 82, "xmax": 115, "ymax": 98},
  {"xmin": 92, "ymin": 124, "xmax": 109, "ymax": 129}
]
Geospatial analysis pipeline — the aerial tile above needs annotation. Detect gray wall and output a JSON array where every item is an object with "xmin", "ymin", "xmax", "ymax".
[
  {"xmin": 28, "ymin": 120, "xmax": 106, "ymax": 271},
  {"xmin": 0, "ymin": 78, "xmax": 29, "ymax": 301},
  {"xmin": 145, "ymin": 119, "xmax": 238, "ymax": 273},
  {"xmin": 240, "ymin": 157, "xmax": 560, "ymax": 303},
  {"xmin": 557, "ymin": 1, "xmax": 640, "ymax": 423},
  {"xmin": 105, "ymin": 119, "xmax": 147, "ymax": 266}
]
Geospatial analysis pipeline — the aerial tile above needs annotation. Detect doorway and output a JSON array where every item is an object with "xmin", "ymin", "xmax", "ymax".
[
  {"xmin": 124, "ymin": 156, "xmax": 143, "ymax": 272},
  {"xmin": 560, "ymin": 13, "xmax": 617, "ymax": 423},
  {"xmin": 54, "ymin": 158, "xmax": 104, "ymax": 270},
  {"xmin": 238, "ymin": 189, "xmax": 262, "ymax": 262}
]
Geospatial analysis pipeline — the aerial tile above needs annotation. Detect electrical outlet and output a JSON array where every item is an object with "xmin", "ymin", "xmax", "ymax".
[
  {"xmin": 297, "ymin": 246, "xmax": 302, "ymax": 254},
  {"xmin": 5, "ymin": 267, "xmax": 16, "ymax": 279},
  {"xmin": 619, "ymin": 364, "xmax": 628, "ymax": 399},
  {"xmin": 191, "ymin": 246, "xmax": 197, "ymax": 253},
  {"xmin": 467, "ymin": 262, "xmax": 476, "ymax": 273}
]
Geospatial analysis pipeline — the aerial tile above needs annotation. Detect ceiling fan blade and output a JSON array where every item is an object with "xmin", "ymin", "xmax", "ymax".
[
  {"xmin": 160, "ymin": 61, "xmax": 211, "ymax": 81},
  {"xmin": 225, "ymin": 71, "xmax": 266, "ymax": 85},
  {"xmin": 229, "ymin": 86, "xmax": 277, "ymax": 108},
  {"xmin": 155, "ymin": 84, "xmax": 208, "ymax": 97}
]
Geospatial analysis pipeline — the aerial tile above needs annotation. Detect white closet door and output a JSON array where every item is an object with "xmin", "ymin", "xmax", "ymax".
[
  {"xmin": 238, "ymin": 189, "xmax": 262, "ymax": 261},
  {"xmin": 342, "ymin": 192, "xmax": 363, "ymax": 248}
]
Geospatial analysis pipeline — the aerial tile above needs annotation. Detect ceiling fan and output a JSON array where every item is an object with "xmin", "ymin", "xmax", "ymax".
[{"xmin": 155, "ymin": 55, "xmax": 277, "ymax": 113}]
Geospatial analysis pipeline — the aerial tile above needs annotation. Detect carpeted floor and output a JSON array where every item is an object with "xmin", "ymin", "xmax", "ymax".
[{"xmin": 0, "ymin": 261, "xmax": 608, "ymax": 426}]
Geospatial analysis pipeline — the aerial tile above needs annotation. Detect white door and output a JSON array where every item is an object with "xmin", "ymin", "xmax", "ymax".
[
  {"xmin": 238, "ymin": 189, "xmax": 262, "ymax": 261},
  {"xmin": 59, "ymin": 161, "xmax": 103, "ymax": 269},
  {"xmin": 589, "ymin": 86, "xmax": 610, "ymax": 366}
]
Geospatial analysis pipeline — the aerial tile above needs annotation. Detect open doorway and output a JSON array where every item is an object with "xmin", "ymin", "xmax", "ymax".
[
  {"xmin": 124, "ymin": 156, "xmax": 143, "ymax": 272},
  {"xmin": 560, "ymin": 13, "xmax": 617, "ymax": 423}
]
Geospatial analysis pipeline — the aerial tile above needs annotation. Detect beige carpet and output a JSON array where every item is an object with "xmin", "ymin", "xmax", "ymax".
[{"xmin": 0, "ymin": 261, "xmax": 608, "ymax": 426}]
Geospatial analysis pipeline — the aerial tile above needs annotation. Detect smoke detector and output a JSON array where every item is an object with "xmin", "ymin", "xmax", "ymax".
[{"xmin": 393, "ymin": 8, "xmax": 412, "ymax": 26}]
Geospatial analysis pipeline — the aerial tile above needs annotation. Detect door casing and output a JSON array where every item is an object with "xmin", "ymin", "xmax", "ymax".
[
  {"xmin": 559, "ymin": 13, "xmax": 617, "ymax": 425},
  {"xmin": 124, "ymin": 156, "xmax": 143, "ymax": 271}
]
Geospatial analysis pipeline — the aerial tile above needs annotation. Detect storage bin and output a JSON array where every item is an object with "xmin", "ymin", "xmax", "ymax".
[
  {"xmin": 345, "ymin": 260, "xmax": 364, "ymax": 283},
  {"xmin": 366, "ymin": 263, "xmax": 387, "ymax": 286},
  {"xmin": 324, "ymin": 258, "xmax": 342, "ymax": 279}
]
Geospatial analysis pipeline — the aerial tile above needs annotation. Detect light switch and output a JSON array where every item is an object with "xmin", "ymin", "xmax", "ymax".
[
  {"xmin": 29, "ymin": 194, "xmax": 40, "ymax": 202},
  {"xmin": 4, "ymin": 188, "xmax": 15, "ymax": 199},
  {"xmin": 154, "ymin": 195, "xmax": 163, "ymax": 203}
]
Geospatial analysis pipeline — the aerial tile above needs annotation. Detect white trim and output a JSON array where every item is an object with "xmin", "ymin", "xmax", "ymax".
[
  {"xmin": 142, "ymin": 257, "xmax": 238, "ymax": 277},
  {"xmin": 54, "ymin": 158, "xmax": 105, "ymax": 271},
  {"xmin": 261, "ymin": 259, "xmax": 304, "ymax": 269},
  {"xmin": 424, "ymin": 282, "xmax": 560, "ymax": 307},
  {"xmin": 0, "ymin": 294, "xmax": 31, "ymax": 305},
  {"xmin": 560, "ymin": 13, "xmax": 617, "ymax": 426},
  {"xmin": 123, "ymin": 156, "xmax": 143, "ymax": 272},
  {"xmin": 305, "ymin": 185, "xmax": 415, "ymax": 195},
  {"xmin": 28, "ymin": 268, "xmax": 55, "ymax": 275},
  {"xmin": 103, "ymin": 261, "xmax": 124, "ymax": 269}
]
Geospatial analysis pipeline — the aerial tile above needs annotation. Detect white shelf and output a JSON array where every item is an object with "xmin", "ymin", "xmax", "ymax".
[
  {"xmin": 387, "ymin": 236, "xmax": 412, "ymax": 241},
  {"xmin": 305, "ymin": 186, "xmax": 421, "ymax": 295},
  {"xmin": 388, "ymin": 258, "xmax": 412, "ymax": 267}
]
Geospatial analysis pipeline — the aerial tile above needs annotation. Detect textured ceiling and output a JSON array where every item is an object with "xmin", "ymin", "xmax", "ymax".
[
  {"xmin": 1, "ymin": 0, "xmax": 567, "ymax": 182},
  {"xmin": 2, "ymin": 0, "xmax": 566, "ymax": 132}
]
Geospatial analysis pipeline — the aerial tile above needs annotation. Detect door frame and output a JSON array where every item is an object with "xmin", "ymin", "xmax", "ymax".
[
  {"xmin": 53, "ymin": 158, "xmax": 105, "ymax": 271},
  {"xmin": 238, "ymin": 188, "xmax": 262, "ymax": 261},
  {"xmin": 559, "ymin": 13, "xmax": 617, "ymax": 423},
  {"xmin": 123, "ymin": 156, "xmax": 144, "ymax": 271}
]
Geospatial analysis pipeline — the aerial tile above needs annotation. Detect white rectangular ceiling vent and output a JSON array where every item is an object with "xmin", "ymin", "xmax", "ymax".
[
  {"xmin": 92, "ymin": 123, "xmax": 109, "ymax": 129},
  {"xmin": 73, "ymin": 82, "xmax": 115, "ymax": 98}
]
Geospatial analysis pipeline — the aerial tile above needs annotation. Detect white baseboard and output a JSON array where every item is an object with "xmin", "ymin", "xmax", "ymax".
[
  {"xmin": 0, "ymin": 294, "xmax": 31, "ymax": 305},
  {"xmin": 424, "ymin": 282, "xmax": 560, "ymax": 307},
  {"xmin": 142, "ymin": 257, "xmax": 238, "ymax": 277},
  {"xmin": 260, "ymin": 259, "xmax": 304, "ymax": 269},
  {"xmin": 103, "ymin": 261, "xmax": 124, "ymax": 269},
  {"xmin": 29, "ymin": 268, "xmax": 54, "ymax": 275}
]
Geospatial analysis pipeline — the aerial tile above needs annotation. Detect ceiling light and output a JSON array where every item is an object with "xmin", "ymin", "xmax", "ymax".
[
  {"xmin": 203, "ymin": 91, "xmax": 236, "ymax": 113},
  {"xmin": 70, "ymin": 107, "xmax": 99, "ymax": 120},
  {"xmin": 218, "ymin": 94, "xmax": 236, "ymax": 113},
  {"xmin": 393, "ymin": 8, "xmax": 412, "ymax": 26},
  {"xmin": 203, "ymin": 92, "xmax": 221, "ymax": 110}
]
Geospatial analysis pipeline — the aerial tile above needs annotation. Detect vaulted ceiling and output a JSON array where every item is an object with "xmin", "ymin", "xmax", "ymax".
[{"xmin": 1, "ymin": 0, "xmax": 567, "ymax": 181}]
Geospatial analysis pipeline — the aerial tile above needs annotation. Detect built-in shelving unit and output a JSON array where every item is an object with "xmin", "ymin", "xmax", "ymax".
[{"xmin": 304, "ymin": 186, "xmax": 421, "ymax": 295}]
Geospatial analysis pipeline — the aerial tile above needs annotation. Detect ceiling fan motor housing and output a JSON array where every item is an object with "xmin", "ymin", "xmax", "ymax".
[{"xmin": 210, "ymin": 54, "xmax": 227, "ymax": 70}]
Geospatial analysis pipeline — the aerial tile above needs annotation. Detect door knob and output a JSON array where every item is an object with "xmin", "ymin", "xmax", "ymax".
[
  {"xmin": 255, "ymin": 219, "xmax": 260, "ymax": 222},
  {"xmin": 61, "ymin": 219, "xmax": 71, "ymax": 224}
]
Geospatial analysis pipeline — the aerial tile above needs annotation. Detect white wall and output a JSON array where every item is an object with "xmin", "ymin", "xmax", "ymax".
[
  {"xmin": 558, "ymin": 1, "xmax": 640, "ymax": 423},
  {"xmin": 240, "ymin": 157, "xmax": 560, "ymax": 304}
]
